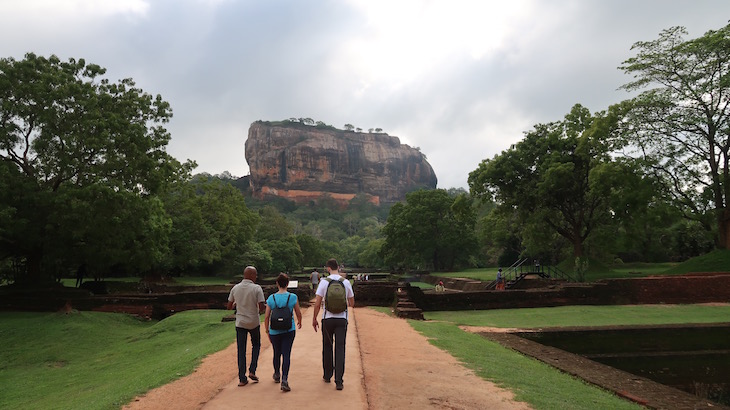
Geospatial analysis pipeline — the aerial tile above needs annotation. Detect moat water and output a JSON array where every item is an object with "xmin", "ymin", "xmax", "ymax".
[{"xmin": 518, "ymin": 324, "xmax": 730, "ymax": 406}]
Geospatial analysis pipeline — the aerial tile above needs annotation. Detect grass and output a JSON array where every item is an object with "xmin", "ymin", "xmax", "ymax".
[
  {"xmin": 663, "ymin": 249, "xmax": 730, "ymax": 274},
  {"xmin": 409, "ymin": 320, "xmax": 643, "ymax": 410},
  {"xmin": 408, "ymin": 281, "xmax": 436, "ymax": 289},
  {"xmin": 408, "ymin": 304, "xmax": 730, "ymax": 409},
  {"xmin": 432, "ymin": 249, "xmax": 730, "ymax": 283},
  {"xmin": 0, "ymin": 310, "xmax": 234, "ymax": 410},
  {"xmin": 423, "ymin": 304, "xmax": 730, "ymax": 328},
  {"xmin": 434, "ymin": 267, "xmax": 500, "ymax": 281}
]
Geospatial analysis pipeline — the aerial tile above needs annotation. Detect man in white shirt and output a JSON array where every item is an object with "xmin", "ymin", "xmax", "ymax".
[{"xmin": 311, "ymin": 258, "xmax": 355, "ymax": 391}]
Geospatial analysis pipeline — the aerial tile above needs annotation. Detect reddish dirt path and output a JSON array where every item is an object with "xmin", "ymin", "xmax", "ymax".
[{"xmin": 123, "ymin": 307, "xmax": 530, "ymax": 410}]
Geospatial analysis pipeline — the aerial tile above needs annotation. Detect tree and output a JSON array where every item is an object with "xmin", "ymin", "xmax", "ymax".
[
  {"xmin": 296, "ymin": 233, "xmax": 328, "ymax": 267},
  {"xmin": 344, "ymin": 124, "xmax": 354, "ymax": 131},
  {"xmin": 468, "ymin": 104, "xmax": 632, "ymax": 258},
  {"xmin": 261, "ymin": 237, "xmax": 303, "ymax": 274},
  {"xmin": 618, "ymin": 24, "xmax": 730, "ymax": 249},
  {"xmin": 381, "ymin": 189, "xmax": 477, "ymax": 270},
  {"xmin": 162, "ymin": 177, "xmax": 258, "ymax": 273},
  {"xmin": 0, "ymin": 53, "xmax": 191, "ymax": 283}
]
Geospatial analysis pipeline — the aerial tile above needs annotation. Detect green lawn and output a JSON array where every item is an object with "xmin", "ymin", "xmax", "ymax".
[
  {"xmin": 432, "ymin": 250, "xmax": 730, "ymax": 283},
  {"xmin": 404, "ymin": 304, "xmax": 730, "ymax": 409},
  {"xmin": 423, "ymin": 304, "xmax": 730, "ymax": 328},
  {"xmin": 0, "ymin": 310, "xmax": 234, "ymax": 410}
]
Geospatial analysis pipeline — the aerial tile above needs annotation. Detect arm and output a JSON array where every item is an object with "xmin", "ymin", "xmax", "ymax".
[
  {"xmin": 311, "ymin": 295, "xmax": 322, "ymax": 332},
  {"xmin": 263, "ymin": 304, "xmax": 272, "ymax": 335},
  {"xmin": 226, "ymin": 300, "xmax": 235, "ymax": 310},
  {"xmin": 258, "ymin": 301, "xmax": 266, "ymax": 315},
  {"xmin": 294, "ymin": 301, "xmax": 303, "ymax": 329},
  {"xmin": 348, "ymin": 297, "xmax": 355, "ymax": 308}
]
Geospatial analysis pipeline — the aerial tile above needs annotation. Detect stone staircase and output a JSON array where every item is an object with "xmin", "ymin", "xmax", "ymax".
[{"xmin": 394, "ymin": 286, "xmax": 424, "ymax": 320}]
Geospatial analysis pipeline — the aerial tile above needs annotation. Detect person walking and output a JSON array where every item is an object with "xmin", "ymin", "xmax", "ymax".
[
  {"xmin": 496, "ymin": 268, "xmax": 505, "ymax": 290},
  {"xmin": 310, "ymin": 268, "xmax": 320, "ymax": 290},
  {"xmin": 311, "ymin": 258, "xmax": 355, "ymax": 391},
  {"xmin": 227, "ymin": 266, "xmax": 265, "ymax": 386},
  {"xmin": 264, "ymin": 273, "xmax": 302, "ymax": 392}
]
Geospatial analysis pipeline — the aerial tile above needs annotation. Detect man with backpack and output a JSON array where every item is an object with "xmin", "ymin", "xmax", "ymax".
[{"xmin": 311, "ymin": 258, "xmax": 355, "ymax": 391}]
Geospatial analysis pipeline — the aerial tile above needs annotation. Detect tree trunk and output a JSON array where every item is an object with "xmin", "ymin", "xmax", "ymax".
[
  {"xmin": 573, "ymin": 237, "xmax": 584, "ymax": 258},
  {"xmin": 719, "ymin": 208, "xmax": 730, "ymax": 250},
  {"xmin": 24, "ymin": 250, "xmax": 43, "ymax": 285}
]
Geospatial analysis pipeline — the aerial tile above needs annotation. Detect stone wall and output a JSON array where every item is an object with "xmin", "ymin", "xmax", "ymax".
[
  {"xmin": 3, "ymin": 273, "xmax": 728, "ymax": 318},
  {"xmin": 408, "ymin": 273, "xmax": 730, "ymax": 311}
]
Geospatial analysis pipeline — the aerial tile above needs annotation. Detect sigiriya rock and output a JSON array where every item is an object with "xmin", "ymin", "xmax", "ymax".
[{"xmin": 244, "ymin": 121, "xmax": 437, "ymax": 205}]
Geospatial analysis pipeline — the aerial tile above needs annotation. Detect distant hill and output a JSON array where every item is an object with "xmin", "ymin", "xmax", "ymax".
[{"xmin": 244, "ymin": 121, "xmax": 437, "ymax": 205}]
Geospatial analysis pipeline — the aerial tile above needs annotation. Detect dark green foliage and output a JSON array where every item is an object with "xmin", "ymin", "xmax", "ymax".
[
  {"xmin": 0, "ymin": 53, "xmax": 192, "ymax": 284},
  {"xmin": 381, "ymin": 189, "xmax": 477, "ymax": 270}
]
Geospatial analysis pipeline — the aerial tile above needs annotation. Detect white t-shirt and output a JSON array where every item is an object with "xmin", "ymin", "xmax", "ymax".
[{"xmin": 315, "ymin": 273, "xmax": 354, "ymax": 319}]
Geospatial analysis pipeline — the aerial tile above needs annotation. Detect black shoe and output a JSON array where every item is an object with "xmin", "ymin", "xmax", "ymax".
[
  {"xmin": 248, "ymin": 374, "xmax": 259, "ymax": 383},
  {"xmin": 237, "ymin": 379, "xmax": 248, "ymax": 387},
  {"xmin": 336, "ymin": 382, "xmax": 343, "ymax": 390},
  {"xmin": 281, "ymin": 381, "xmax": 290, "ymax": 392},
  {"xmin": 323, "ymin": 377, "xmax": 331, "ymax": 383},
  {"xmin": 273, "ymin": 373, "xmax": 280, "ymax": 383}
]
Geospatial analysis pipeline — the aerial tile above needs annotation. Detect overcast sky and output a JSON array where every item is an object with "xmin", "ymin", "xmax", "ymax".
[{"xmin": 2, "ymin": 1, "xmax": 728, "ymax": 189}]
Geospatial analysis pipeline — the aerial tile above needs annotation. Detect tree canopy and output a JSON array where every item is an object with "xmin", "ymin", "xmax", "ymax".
[
  {"xmin": 381, "ymin": 189, "xmax": 477, "ymax": 271},
  {"xmin": 618, "ymin": 24, "xmax": 730, "ymax": 249},
  {"xmin": 468, "ymin": 104, "xmax": 638, "ymax": 259},
  {"xmin": 0, "ymin": 53, "xmax": 192, "ymax": 283}
]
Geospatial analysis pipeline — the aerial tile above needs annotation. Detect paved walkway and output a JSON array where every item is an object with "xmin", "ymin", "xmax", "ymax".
[{"xmin": 203, "ymin": 307, "xmax": 368, "ymax": 409}]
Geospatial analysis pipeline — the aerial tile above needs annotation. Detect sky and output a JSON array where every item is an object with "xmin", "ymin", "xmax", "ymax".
[{"xmin": 1, "ymin": 1, "xmax": 728, "ymax": 189}]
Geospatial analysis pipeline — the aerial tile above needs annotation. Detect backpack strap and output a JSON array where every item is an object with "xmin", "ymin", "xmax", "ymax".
[{"xmin": 274, "ymin": 293, "xmax": 291, "ymax": 308}]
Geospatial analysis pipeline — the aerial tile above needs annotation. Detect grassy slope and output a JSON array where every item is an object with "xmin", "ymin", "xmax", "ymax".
[{"xmin": 0, "ymin": 310, "xmax": 233, "ymax": 410}]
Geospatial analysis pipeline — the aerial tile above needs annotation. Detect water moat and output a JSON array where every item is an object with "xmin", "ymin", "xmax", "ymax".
[{"xmin": 514, "ymin": 323, "xmax": 730, "ymax": 407}]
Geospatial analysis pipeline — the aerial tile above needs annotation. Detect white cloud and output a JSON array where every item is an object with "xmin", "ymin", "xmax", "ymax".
[
  {"xmin": 0, "ymin": 0, "xmax": 149, "ymax": 18},
  {"xmin": 2, "ymin": 0, "xmax": 729, "ymax": 189}
]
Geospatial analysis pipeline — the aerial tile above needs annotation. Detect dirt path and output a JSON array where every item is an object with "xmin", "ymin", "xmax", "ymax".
[{"xmin": 123, "ymin": 307, "xmax": 530, "ymax": 410}]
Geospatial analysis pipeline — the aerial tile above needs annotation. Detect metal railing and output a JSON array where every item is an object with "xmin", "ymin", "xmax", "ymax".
[{"xmin": 486, "ymin": 258, "xmax": 576, "ymax": 289}]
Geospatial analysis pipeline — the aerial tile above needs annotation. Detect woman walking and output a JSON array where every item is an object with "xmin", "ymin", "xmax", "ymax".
[{"xmin": 264, "ymin": 273, "xmax": 303, "ymax": 392}]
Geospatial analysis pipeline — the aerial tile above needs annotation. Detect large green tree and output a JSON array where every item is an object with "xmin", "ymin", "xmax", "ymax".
[
  {"xmin": 0, "ymin": 53, "xmax": 191, "ymax": 283},
  {"xmin": 618, "ymin": 24, "xmax": 730, "ymax": 249},
  {"xmin": 469, "ymin": 104, "xmax": 635, "ymax": 258},
  {"xmin": 162, "ymin": 177, "xmax": 258, "ymax": 274},
  {"xmin": 381, "ymin": 189, "xmax": 477, "ymax": 271}
]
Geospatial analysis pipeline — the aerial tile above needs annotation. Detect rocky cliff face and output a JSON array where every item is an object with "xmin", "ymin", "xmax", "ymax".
[{"xmin": 245, "ymin": 121, "xmax": 437, "ymax": 205}]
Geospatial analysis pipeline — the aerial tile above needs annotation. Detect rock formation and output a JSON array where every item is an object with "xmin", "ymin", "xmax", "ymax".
[{"xmin": 245, "ymin": 121, "xmax": 437, "ymax": 205}]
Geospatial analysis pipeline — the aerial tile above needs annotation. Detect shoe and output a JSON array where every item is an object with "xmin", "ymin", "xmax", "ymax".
[
  {"xmin": 248, "ymin": 374, "xmax": 259, "ymax": 383},
  {"xmin": 273, "ymin": 372, "xmax": 280, "ymax": 383},
  {"xmin": 238, "ymin": 379, "xmax": 248, "ymax": 387},
  {"xmin": 336, "ymin": 382, "xmax": 343, "ymax": 390},
  {"xmin": 281, "ymin": 381, "xmax": 291, "ymax": 392},
  {"xmin": 323, "ymin": 376, "xmax": 331, "ymax": 383}
]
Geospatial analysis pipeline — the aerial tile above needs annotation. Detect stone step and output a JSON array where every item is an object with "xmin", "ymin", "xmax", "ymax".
[{"xmin": 395, "ymin": 307, "xmax": 424, "ymax": 320}]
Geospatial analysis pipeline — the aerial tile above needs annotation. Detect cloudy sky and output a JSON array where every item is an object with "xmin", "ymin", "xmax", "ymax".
[{"xmin": 1, "ymin": 1, "xmax": 728, "ymax": 189}]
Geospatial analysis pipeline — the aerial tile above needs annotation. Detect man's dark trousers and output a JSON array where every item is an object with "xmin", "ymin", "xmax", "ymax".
[
  {"xmin": 321, "ymin": 318, "xmax": 348, "ymax": 383},
  {"xmin": 236, "ymin": 325, "xmax": 261, "ymax": 383}
]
